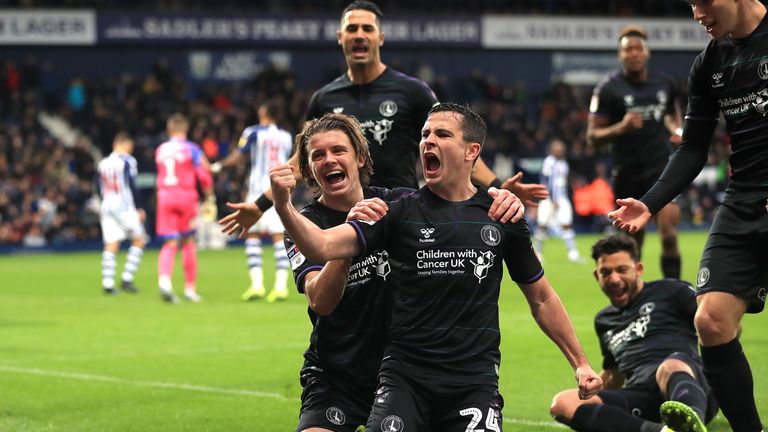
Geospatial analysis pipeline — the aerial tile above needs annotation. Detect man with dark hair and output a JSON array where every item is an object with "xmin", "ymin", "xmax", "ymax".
[
  {"xmin": 550, "ymin": 234, "xmax": 717, "ymax": 432},
  {"xmin": 587, "ymin": 25, "xmax": 683, "ymax": 279},
  {"xmin": 268, "ymin": 102, "xmax": 602, "ymax": 431},
  {"xmin": 234, "ymin": 0, "xmax": 547, "ymax": 230},
  {"xmin": 609, "ymin": 1, "xmax": 767, "ymax": 431}
]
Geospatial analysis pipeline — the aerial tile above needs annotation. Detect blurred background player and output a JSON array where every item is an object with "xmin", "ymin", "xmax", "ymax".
[
  {"xmin": 534, "ymin": 138, "xmax": 583, "ymax": 263},
  {"xmin": 212, "ymin": 100, "xmax": 293, "ymax": 302},
  {"xmin": 586, "ymin": 25, "xmax": 683, "ymax": 279},
  {"xmin": 550, "ymin": 234, "xmax": 717, "ymax": 432},
  {"xmin": 96, "ymin": 132, "xmax": 147, "ymax": 295},
  {"xmin": 155, "ymin": 113, "xmax": 215, "ymax": 303},
  {"xmin": 244, "ymin": 0, "xmax": 548, "ymax": 224}
]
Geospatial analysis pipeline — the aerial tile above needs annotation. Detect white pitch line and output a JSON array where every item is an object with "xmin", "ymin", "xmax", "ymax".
[
  {"xmin": 503, "ymin": 417, "xmax": 567, "ymax": 429},
  {"xmin": 0, "ymin": 364, "xmax": 290, "ymax": 401},
  {"xmin": 0, "ymin": 364, "xmax": 568, "ymax": 428}
]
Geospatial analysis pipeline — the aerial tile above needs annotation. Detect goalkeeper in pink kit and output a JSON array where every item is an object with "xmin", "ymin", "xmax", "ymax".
[{"xmin": 155, "ymin": 113, "xmax": 215, "ymax": 303}]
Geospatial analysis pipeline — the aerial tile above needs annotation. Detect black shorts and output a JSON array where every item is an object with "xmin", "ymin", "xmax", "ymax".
[
  {"xmin": 612, "ymin": 164, "xmax": 666, "ymax": 201},
  {"xmin": 296, "ymin": 370, "xmax": 376, "ymax": 432},
  {"xmin": 365, "ymin": 368, "xmax": 504, "ymax": 432},
  {"xmin": 696, "ymin": 202, "xmax": 768, "ymax": 313},
  {"xmin": 599, "ymin": 352, "xmax": 718, "ymax": 424}
]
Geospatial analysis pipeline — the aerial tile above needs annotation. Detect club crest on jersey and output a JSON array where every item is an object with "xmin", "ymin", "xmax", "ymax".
[
  {"xmin": 376, "ymin": 250, "xmax": 391, "ymax": 280},
  {"xmin": 696, "ymin": 267, "xmax": 710, "ymax": 288},
  {"xmin": 481, "ymin": 225, "xmax": 501, "ymax": 246},
  {"xmin": 470, "ymin": 251, "xmax": 495, "ymax": 282},
  {"xmin": 379, "ymin": 100, "xmax": 398, "ymax": 117},
  {"xmin": 711, "ymin": 72, "xmax": 724, "ymax": 88},
  {"xmin": 326, "ymin": 407, "xmax": 346, "ymax": 425},
  {"xmin": 419, "ymin": 227, "xmax": 436, "ymax": 243},
  {"xmin": 759, "ymin": 59, "xmax": 768, "ymax": 80},
  {"xmin": 639, "ymin": 302, "xmax": 655, "ymax": 315},
  {"xmin": 381, "ymin": 415, "xmax": 404, "ymax": 432}
]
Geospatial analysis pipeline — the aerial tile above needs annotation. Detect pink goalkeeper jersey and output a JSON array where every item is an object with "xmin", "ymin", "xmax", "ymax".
[{"xmin": 155, "ymin": 138, "xmax": 212, "ymax": 203}]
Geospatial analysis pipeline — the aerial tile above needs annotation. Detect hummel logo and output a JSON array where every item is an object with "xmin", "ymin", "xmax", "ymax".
[{"xmin": 420, "ymin": 228, "xmax": 435, "ymax": 238}]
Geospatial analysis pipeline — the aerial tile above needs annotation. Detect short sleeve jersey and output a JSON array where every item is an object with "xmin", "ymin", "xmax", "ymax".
[
  {"xmin": 595, "ymin": 279, "xmax": 699, "ymax": 380},
  {"xmin": 687, "ymin": 14, "xmax": 768, "ymax": 204},
  {"xmin": 347, "ymin": 187, "xmax": 543, "ymax": 385},
  {"xmin": 306, "ymin": 68, "xmax": 438, "ymax": 189},
  {"xmin": 155, "ymin": 138, "xmax": 211, "ymax": 203},
  {"xmin": 97, "ymin": 152, "xmax": 140, "ymax": 213},
  {"xmin": 286, "ymin": 186, "xmax": 412, "ymax": 384},
  {"xmin": 590, "ymin": 70, "xmax": 679, "ymax": 173},
  {"xmin": 238, "ymin": 124, "xmax": 293, "ymax": 197}
]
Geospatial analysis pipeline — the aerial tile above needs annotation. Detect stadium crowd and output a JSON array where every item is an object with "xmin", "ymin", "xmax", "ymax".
[{"xmin": 0, "ymin": 55, "xmax": 729, "ymax": 246}]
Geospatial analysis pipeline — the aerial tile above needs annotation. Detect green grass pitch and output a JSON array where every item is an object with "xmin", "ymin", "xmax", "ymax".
[{"xmin": 0, "ymin": 231, "xmax": 765, "ymax": 431}]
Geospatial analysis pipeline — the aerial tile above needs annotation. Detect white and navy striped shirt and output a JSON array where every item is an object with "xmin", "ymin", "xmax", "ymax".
[
  {"xmin": 238, "ymin": 124, "xmax": 293, "ymax": 196},
  {"xmin": 540, "ymin": 154, "xmax": 569, "ymax": 203},
  {"xmin": 97, "ymin": 152, "xmax": 140, "ymax": 213}
]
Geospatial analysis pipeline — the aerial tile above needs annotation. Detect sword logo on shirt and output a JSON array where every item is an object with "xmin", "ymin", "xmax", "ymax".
[
  {"xmin": 481, "ymin": 225, "xmax": 501, "ymax": 246},
  {"xmin": 325, "ymin": 407, "xmax": 346, "ymax": 425},
  {"xmin": 759, "ymin": 59, "xmax": 768, "ymax": 80},
  {"xmin": 381, "ymin": 415, "xmax": 404, "ymax": 432}
]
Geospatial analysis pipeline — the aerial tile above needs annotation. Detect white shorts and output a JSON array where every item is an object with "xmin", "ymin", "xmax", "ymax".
[
  {"xmin": 100, "ymin": 209, "xmax": 147, "ymax": 244},
  {"xmin": 250, "ymin": 207, "xmax": 284, "ymax": 235},
  {"xmin": 536, "ymin": 198, "xmax": 574, "ymax": 227}
]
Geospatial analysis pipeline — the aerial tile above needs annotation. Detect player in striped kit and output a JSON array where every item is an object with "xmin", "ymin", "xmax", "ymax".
[
  {"xmin": 212, "ymin": 101, "xmax": 294, "ymax": 302},
  {"xmin": 155, "ymin": 113, "xmax": 215, "ymax": 303},
  {"xmin": 534, "ymin": 139, "xmax": 583, "ymax": 263},
  {"xmin": 96, "ymin": 132, "xmax": 147, "ymax": 295}
]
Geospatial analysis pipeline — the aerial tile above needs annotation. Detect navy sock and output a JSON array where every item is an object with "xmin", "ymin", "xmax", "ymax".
[
  {"xmin": 570, "ymin": 404, "xmax": 661, "ymax": 432},
  {"xmin": 666, "ymin": 371, "xmax": 707, "ymax": 420},
  {"xmin": 701, "ymin": 339, "xmax": 763, "ymax": 432}
]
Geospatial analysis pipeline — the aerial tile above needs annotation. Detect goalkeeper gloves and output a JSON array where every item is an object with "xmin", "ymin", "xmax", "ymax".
[{"xmin": 201, "ymin": 195, "xmax": 218, "ymax": 222}]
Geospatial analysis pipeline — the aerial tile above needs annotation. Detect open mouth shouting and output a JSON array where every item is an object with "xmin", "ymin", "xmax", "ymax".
[
  {"xmin": 422, "ymin": 151, "xmax": 441, "ymax": 178},
  {"xmin": 323, "ymin": 169, "xmax": 347, "ymax": 189}
]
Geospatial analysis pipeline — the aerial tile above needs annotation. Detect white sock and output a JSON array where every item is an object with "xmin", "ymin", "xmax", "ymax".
[
  {"xmin": 102, "ymin": 251, "xmax": 116, "ymax": 289},
  {"xmin": 274, "ymin": 269, "xmax": 289, "ymax": 295},
  {"xmin": 159, "ymin": 275, "xmax": 173, "ymax": 293}
]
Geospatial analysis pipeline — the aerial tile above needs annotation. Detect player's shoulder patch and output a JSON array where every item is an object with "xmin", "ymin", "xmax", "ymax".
[{"xmin": 287, "ymin": 244, "xmax": 306, "ymax": 270}]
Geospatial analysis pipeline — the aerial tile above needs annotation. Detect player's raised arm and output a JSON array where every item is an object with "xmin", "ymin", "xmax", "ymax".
[
  {"xmin": 518, "ymin": 275, "xmax": 603, "ymax": 399},
  {"xmin": 270, "ymin": 163, "xmax": 360, "ymax": 262}
]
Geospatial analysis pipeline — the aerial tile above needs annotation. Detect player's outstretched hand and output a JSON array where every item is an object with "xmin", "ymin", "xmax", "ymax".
[
  {"xmin": 576, "ymin": 366, "xmax": 603, "ymax": 400},
  {"xmin": 607, "ymin": 198, "xmax": 651, "ymax": 234},
  {"xmin": 347, "ymin": 198, "xmax": 389, "ymax": 222},
  {"xmin": 269, "ymin": 163, "xmax": 297, "ymax": 208},
  {"xmin": 219, "ymin": 202, "xmax": 261, "ymax": 239},
  {"xmin": 487, "ymin": 187, "xmax": 524, "ymax": 223},
  {"xmin": 501, "ymin": 172, "xmax": 548, "ymax": 208}
]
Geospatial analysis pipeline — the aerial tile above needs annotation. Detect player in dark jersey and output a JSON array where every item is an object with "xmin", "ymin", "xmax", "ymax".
[
  {"xmin": 269, "ymin": 103, "xmax": 602, "ymax": 431},
  {"xmin": 550, "ymin": 235, "xmax": 717, "ymax": 432},
  {"xmin": 587, "ymin": 25, "xmax": 683, "ymax": 279},
  {"xmin": 221, "ymin": 113, "xmax": 523, "ymax": 432},
  {"xmin": 240, "ymin": 0, "xmax": 547, "ymax": 226},
  {"xmin": 609, "ymin": 2, "xmax": 767, "ymax": 431}
]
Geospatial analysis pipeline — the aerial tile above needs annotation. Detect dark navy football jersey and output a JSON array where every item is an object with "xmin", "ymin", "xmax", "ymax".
[
  {"xmin": 591, "ymin": 70, "xmax": 679, "ymax": 174},
  {"xmin": 306, "ymin": 68, "xmax": 438, "ymax": 189},
  {"xmin": 594, "ymin": 279, "xmax": 698, "ymax": 380},
  {"xmin": 286, "ymin": 186, "xmax": 412, "ymax": 384},
  {"xmin": 687, "ymin": 15, "xmax": 768, "ymax": 204},
  {"xmin": 347, "ymin": 187, "xmax": 543, "ymax": 385}
]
